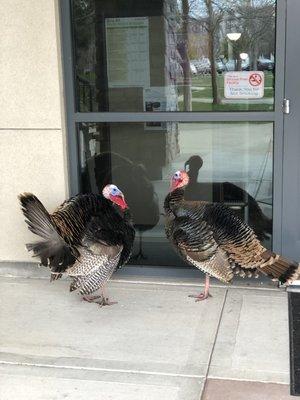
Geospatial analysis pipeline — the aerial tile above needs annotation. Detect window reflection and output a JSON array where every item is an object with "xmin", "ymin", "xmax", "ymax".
[
  {"xmin": 78, "ymin": 122, "xmax": 273, "ymax": 266},
  {"xmin": 72, "ymin": 0, "xmax": 276, "ymax": 112}
]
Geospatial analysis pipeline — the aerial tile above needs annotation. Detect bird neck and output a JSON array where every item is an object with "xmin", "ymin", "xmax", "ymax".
[
  {"xmin": 164, "ymin": 188, "xmax": 185, "ymax": 214},
  {"xmin": 121, "ymin": 208, "xmax": 133, "ymax": 224}
]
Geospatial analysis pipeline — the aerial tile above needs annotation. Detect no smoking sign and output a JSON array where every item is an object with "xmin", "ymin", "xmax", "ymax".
[
  {"xmin": 224, "ymin": 71, "xmax": 264, "ymax": 99},
  {"xmin": 249, "ymin": 73, "xmax": 263, "ymax": 86}
]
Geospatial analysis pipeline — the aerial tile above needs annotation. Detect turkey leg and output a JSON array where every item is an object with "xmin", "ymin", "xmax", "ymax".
[{"xmin": 188, "ymin": 274, "xmax": 212, "ymax": 301}]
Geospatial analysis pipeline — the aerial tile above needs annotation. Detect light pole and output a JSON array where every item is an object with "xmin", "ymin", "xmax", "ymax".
[{"xmin": 226, "ymin": 32, "xmax": 241, "ymax": 69}]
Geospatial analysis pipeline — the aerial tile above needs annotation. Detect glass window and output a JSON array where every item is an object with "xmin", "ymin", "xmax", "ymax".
[
  {"xmin": 72, "ymin": 0, "xmax": 276, "ymax": 112},
  {"xmin": 78, "ymin": 121, "xmax": 273, "ymax": 266}
]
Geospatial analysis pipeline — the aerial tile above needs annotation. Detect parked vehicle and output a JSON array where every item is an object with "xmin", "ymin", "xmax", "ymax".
[
  {"xmin": 191, "ymin": 58, "xmax": 211, "ymax": 74},
  {"xmin": 257, "ymin": 58, "xmax": 274, "ymax": 71},
  {"xmin": 216, "ymin": 59, "xmax": 250, "ymax": 73},
  {"xmin": 216, "ymin": 60, "xmax": 226, "ymax": 73},
  {"xmin": 190, "ymin": 62, "xmax": 198, "ymax": 75}
]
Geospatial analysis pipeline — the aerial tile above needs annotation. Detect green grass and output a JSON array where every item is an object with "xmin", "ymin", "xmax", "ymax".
[
  {"xmin": 177, "ymin": 71, "xmax": 274, "ymax": 102},
  {"xmin": 189, "ymin": 71, "xmax": 274, "ymax": 87}
]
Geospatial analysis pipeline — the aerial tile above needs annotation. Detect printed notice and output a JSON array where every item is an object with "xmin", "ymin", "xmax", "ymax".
[
  {"xmin": 224, "ymin": 71, "xmax": 264, "ymax": 99},
  {"xmin": 106, "ymin": 17, "xmax": 150, "ymax": 88}
]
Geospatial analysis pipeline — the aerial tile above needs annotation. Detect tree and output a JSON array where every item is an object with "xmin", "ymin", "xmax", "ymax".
[
  {"xmin": 226, "ymin": 0, "xmax": 275, "ymax": 69},
  {"xmin": 203, "ymin": 0, "xmax": 223, "ymax": 104},
  {"xmin": 188, "ymin": 0, "xmax": 225, "ymax": 105},
  {"xmin": 181, "ymin": 0, "xmax": 192, "ymax": 111}
]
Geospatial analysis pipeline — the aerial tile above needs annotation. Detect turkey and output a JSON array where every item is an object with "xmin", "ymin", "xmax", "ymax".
[
  {"xmin": 19, "ymin": 185, "xmax": 135, "ymax": 306},
  {"xmin": 82, "ymin": 151, "xmax": 160, "ymax": 260},
  {"xmin": 164, "ymin": 170, "xmax": 300, "ymax": 300},
  {"xmin": 184, "ymin": 155, "xmax": 272, "ymax": 242}
]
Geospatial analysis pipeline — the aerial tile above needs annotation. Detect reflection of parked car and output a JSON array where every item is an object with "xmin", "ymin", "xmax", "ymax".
[
  {"xmin": 216, "ymin": 60, "xmax": 226, "ymax": 73},
  {"xmin": 217, "ymin": 59, "xmax": 250, "ymax": 73},
  {"xmin": 241, "ymin": 60, "xmax": 250, "ymax": 70},
  {"xmin": 190, "ymin": 62, "xmax": 197, "ymax": 75},
  {"xmin": 191, "ymin": 58, "xmax": 211, "ymax": 74},
  {"xmin": 257, "ymin": 58, "xmax": 274, "ymax": 71}
]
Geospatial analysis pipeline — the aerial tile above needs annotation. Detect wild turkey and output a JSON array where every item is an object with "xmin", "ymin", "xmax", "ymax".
[
  {"xmin": 164, "ymin": 170, "xmax": 300, "ymax": 300},
  {"xmin": 83, "ymin": 151, "xmax": 159, "ymax": 260},
  {"xmin": 184, "ymin": 155, "xmax": 272, "ymax": 241},
  {"xmin": 19, "ymin": 185, "xmax": 135, "ymax": 306}
]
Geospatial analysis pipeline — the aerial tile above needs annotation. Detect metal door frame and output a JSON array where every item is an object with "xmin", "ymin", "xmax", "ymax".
[
  {"xmin": 282, "ymin": 0, "xmax": 300, "ymax": 259},
  {"xmin": 59, "ymin": 0, "xmax": 287, "ymax": 255}
]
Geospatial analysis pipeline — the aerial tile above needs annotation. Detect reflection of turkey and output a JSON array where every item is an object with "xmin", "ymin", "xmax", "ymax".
[
  {"xmin": 184, "ymin": 155, "xmax": 272, "ymax": 242},
  {"xmin": 164, "ymin": 170, "xmax": 300, "ymax": 300}
]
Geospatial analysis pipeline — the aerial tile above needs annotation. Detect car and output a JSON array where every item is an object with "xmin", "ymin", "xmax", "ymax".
[
  {"xmin": 217, "ymin": 59, "xmax": 250, "ymax": 73},
  {"xmin": 216, "ymin": 60, "xmax": 226, "ymax": 73},
  {"xmin": 190, "ymin": 62, "xmax": 198, "ymax": 75},
  {"xmin": 192, "ymin": 58, "xmax": 211, "ymax": 74},
  {"xmin": 257, "ymin": 58, "xmax": 274, "ymax": 71}
]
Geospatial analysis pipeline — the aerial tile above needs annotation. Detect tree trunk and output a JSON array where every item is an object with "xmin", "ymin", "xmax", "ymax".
[
  {"xmin": 253, "ymin": 44, "xmax": 258, "ymax": 70},
  {"xmin": 181, "ymin": 0, "xmax": 192, "ymax": 111},
  {"xmin": 205, "ymin": 0, "xmax": 221, "ymax": 105}
]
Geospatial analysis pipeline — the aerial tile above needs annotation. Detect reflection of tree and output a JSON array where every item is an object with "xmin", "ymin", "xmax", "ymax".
[
  {"xmin": 73, "ymin": 0, "xmax": 97, "ymax": 111},
  {"xmin": 226, "ymin": 0, "xmax": 275, "ymax": 70},
  {"xmin": 187, "ymin": 0, "xmax": 225, "ymax": 105},
  {"xmin": 181, "ymin": 0, "xmax": 192, "ymax": 111},
  {"xmin": 203, "ymin": 0, "xmax": 222, "ymax": 104}
]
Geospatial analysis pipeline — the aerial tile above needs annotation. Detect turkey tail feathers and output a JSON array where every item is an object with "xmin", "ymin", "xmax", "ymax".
[
  {"xmin": 19, "ymin": 193, "xmax": 75, "ymax": 272},
  {"xmin": 259, "ymin": 250, "xmax": 300, "ymax": 284}
]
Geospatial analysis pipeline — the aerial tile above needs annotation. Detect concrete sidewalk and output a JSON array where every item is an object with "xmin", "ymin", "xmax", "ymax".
[{"xmin": 0, "ymin": 270, "xmax": 294, "ymax": 399}]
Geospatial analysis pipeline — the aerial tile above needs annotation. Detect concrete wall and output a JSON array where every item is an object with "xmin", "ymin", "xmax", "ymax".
[{"xmin": 0, "ymin": 1, "xmax": 68, "ymax": 262}]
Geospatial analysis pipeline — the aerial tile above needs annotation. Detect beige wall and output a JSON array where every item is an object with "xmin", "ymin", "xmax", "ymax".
[{"xmin": 0, "ymin": 1, "xmax": 68, "ymax": 262}]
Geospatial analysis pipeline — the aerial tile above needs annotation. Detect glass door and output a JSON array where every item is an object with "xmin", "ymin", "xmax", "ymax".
[{"xmin": 60, "ymin": 0, "xmax": 285, "ymax": 266}]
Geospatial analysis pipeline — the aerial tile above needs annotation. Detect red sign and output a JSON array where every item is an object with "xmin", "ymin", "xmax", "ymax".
[{"xmin": 249, "ymin": 73, "xmax": 262, "ymax": 87}]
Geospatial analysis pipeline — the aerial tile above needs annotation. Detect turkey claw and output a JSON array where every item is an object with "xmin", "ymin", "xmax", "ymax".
[
  {"xmin": 188, "ymin": 293, "xmax": 212, "ymax": 301},
  {"xmin": 82, "ymin": 295, "xmax": 118, "ymax": 307},
  {"xmin": 99, "ymin": 297, "xmax": 118, "ymax": 307},
  {"xmin": 82, "ymin": 295, "xmax": 102, "ymax": 303}
]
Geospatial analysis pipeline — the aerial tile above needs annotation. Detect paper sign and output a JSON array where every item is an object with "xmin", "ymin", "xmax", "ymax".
[
  {"xmin": 224, "ymin": 71, "xmax": 264, "ymax": 99},
  {"xmin": 106, "ymin": 17, "xmax": 150, "ymax": 88}
]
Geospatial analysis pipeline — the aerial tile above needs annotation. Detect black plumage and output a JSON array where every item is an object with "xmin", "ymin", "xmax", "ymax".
[
  {"xmin": 83, "ymin": 151, "xmax": 159, "ymax": 260},
  {"xmin": 19, "ymin": 188, "xmax": 135, "ymax": 305},
  {"xmin": 164, "ymin": 171, "xmax": 300, "ymax": 300}
]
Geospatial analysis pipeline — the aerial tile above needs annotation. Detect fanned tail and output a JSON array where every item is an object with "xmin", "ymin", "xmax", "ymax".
[
  {"xmin": 259, "ymin": 250, "xmax": 300, "ymax": 284},
  {"xmin": 19, "ymin": 193, "xmax": 76, "ymax": 273}
]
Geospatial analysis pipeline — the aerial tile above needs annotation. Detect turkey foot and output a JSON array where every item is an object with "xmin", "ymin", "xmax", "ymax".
[
  {"xmin": 188, "ymin": 292, "xmax": 212, "ymax": 301},
  {"xmin": 82, "ymin": 295, "xmax": 102, "ymax": 303},
  {"xmin": 82, "ymin": 295, "xmax": 117, "ymax": 306},
  {"xmin": 97, "ymin": 288, "xmax": 118, "ymax": 307},
  {"xmin": 99, "ymin": 297, "xmax": 118, "ymax": 307},
  {"xmin": 189, "ymin": 274, "xmax": 211, "ymax": 301}
]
